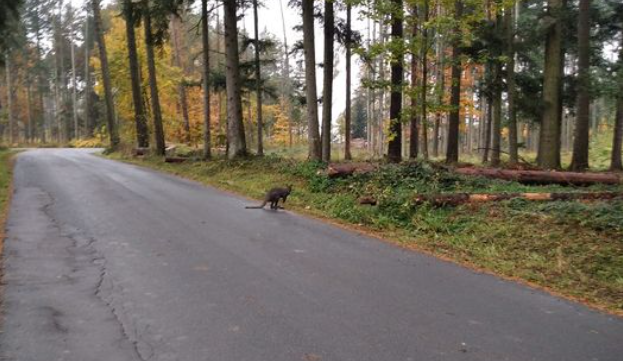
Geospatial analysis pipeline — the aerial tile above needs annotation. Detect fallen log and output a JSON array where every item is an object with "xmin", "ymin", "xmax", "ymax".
[
  {"xmin": 455, "ymin": 167, "xmax": 622, "ymax": 186},
  {"xmin": 326, "ymin": 163, "xmax": 377, "ymax": 178},
  {"xmin": 413, "ymin": 192, "xmax": 623, "ymax": 207},
  {"xmin": 164, "ymin": 157, "xmax": 187, "ymax": 163}
]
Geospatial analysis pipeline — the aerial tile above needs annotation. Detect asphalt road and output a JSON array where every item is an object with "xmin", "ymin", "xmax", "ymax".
[{"xmin": 1, "ymin": 149, "xmax": 622, "ymax": 361}]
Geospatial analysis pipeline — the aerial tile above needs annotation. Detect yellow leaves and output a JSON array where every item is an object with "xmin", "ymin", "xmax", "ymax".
[{"xmin": 91, "ymin": 14, "xmax": 194, "ymax": 145}]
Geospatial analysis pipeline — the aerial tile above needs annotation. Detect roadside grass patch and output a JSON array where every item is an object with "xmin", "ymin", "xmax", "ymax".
[
  {"xmin": 109, "ymin": 152, "xmax": 623, "ymax": 314},
  {"xmin": 0, "ymin": 150, "xmax": 15, "ymax": 254},
  {"xmin": 0, "ymin": 151, "xmax": 13, "ymax": 214}
]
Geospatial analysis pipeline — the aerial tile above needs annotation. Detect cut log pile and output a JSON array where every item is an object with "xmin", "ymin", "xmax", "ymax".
[
  {"xmin": 413, "ymin": 192, "xmax": 623, "ymax": 207},
  {"xmin": 325, "ymin": 163, "xmax": 378, "ymax": 178},
  {"xmin": 323, "ymin": 162, "xmax": 622, "ymax": 186},
  {"xmin": 357, "ymin": 192, "xmax": 622, "ymax": 208},
  {"xmin": 455, "ymin": 167, "xmax": 622, "ymax": 186}
]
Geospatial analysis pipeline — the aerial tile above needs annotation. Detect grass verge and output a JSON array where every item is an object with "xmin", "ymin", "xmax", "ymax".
[
  {"xmin": 0, "ymin": 150, "xmax": 15, "ymax": 255},
  {"xmin": 108, "ymin": 152, "xmax": 623, "ymax": 316}
]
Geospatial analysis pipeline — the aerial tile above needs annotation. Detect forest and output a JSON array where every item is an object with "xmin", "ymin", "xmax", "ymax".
[
  {"xmin": 1, "ymin": 0, "xmax": 623, "ymax": 318},
  {"xmin": 0, "ymin": 0, "xmax": 620, "ymax": 171}
]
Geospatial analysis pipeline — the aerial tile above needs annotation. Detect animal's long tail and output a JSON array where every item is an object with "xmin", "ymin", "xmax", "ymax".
[{"xmin": 245, "ymin": 201, "xmax": 267, "ymax": 209}]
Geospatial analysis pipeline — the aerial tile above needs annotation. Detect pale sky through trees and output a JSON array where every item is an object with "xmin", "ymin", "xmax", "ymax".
[{"xmin": 86, "ymin": 0, "xmax": 369, "ymax": 125}]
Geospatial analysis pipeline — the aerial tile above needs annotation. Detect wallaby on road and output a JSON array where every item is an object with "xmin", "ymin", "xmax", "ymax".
[{"xmin": 245, "ymin": 185, "xmax": 292, "ymax": 210}]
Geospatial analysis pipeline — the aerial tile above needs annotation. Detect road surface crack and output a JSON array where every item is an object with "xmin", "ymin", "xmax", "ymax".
[{"xmin": 39, "ymin": 188, "xmax": 155, "ymax": 361}]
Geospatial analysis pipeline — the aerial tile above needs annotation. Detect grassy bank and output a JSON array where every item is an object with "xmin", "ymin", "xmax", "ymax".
[
  {"xmin": 0, "ymin": 150, "xmax": 15, "ymax": 254},
  {"xmin": 109, "ymin": 153, "xmax": 623, "ymax": 315}
]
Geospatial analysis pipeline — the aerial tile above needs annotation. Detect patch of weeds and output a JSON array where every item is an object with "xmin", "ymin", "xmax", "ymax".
[{"xmin": 508, "ymin": 199, "xmax": 623, "ymax": 234}]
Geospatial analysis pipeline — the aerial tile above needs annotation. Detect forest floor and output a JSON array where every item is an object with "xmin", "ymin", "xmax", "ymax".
[
  {"xmin": 0, "ymin": 149, "xmax": 14, "ymax": 254},
  {"xmin": 109, "ymin": 151, "xmax": 623, "ymax": 316}
]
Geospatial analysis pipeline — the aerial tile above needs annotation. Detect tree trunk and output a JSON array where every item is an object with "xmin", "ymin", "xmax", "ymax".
[
  {"xmin": 387, "ymin": 0, "xmax": 404, "ymax": 163},
  {"xmin": 491, "ymin": 65, "xmax": 502, "ymax": 166},
  {"xmin": 378, "ymin": 21, "xmax": 386, "ymax": 157},
  {"xmin": 612, "ymin": 98, "xmax": 623, "ymax": 171},
  {"xmin": 570, "ymin": 0, "xmax": 591, "ymax": 171},
  {"xmin": 367, "ymin": 15, "xmax": 374, "ymax": 154},
  {"xmin": 84, "ymin": 14, "xmax": 92, "ymax": 138},
  {"xmin": 538, "ymin": 0, "xmax": 563, "ymax": 169},
  {"xmin": 482, "ymin": 97, "xmax": 492, "ymax": 163},
  {"xmin": 420, "ymin": 0, "xmax": 429, "ymax": 159},
  {"xmin": 253, "ymin": 0, "xmax": 264, "ymax": 156},
  {"xmin": 611, "ymin": 29, "xmax": 623, "ymax": 171},
  {"xmin": 321, "ymin": 0, "xmax": 335, "ymax": 162},
  {"xmin": 27, "ymin": 81, "xmax": 33, "ymax": 142},
  {"xmin": 70, "ymin": 30, "xmax": 79, "ymax": 139},
  {"xmin": 144, "ymin": 10, "xmax": 166, "ymax": 156},
  {"xmin": 446, "ymin": 1, "xmax": 463, "ymax": 164},
  {"xmin": 302, "ymin": 0, "xmax": 321, "ymax": 160},
  {"xmin": 92, "ymin": 0, "xmax": 119, "ymax": 150},
  {"xmin": 506, "ymin": 4, "xmax": 518, "ymax": 165},
  {"xmin": 170, "ymin": 14, "xmax": 191, "ymax": 145},
  {"xmin": 345, "ymin": 2, "xmax": 352, "ymax": 160},
  {"xmin": 223, "ymin": 0, "xmax": 247, "ymax": 159},
  {"xmin": 5, "ymin": 53, "xmax": 14, "ymax": 144},
  {"xmin": 123, "ymin": 0, "xmax": 149, "ymax": 148},
  {"xmin": 201, "ymin": 0, "xmax": 211, "ymax": 159},
  {"xmin": 278, "ymin": 0, "xmax": 293, "ymax": 148},
  {"xmin": 433, "ymin": 22, "xmax": 444, "ymax": 159},
  {"xmin": 409, "ymin": 5, "xmax": 418, "ymax": 159},
  {"xmin": 56, "ymin": 5, "xmax": 67, "ymax": 143}
]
